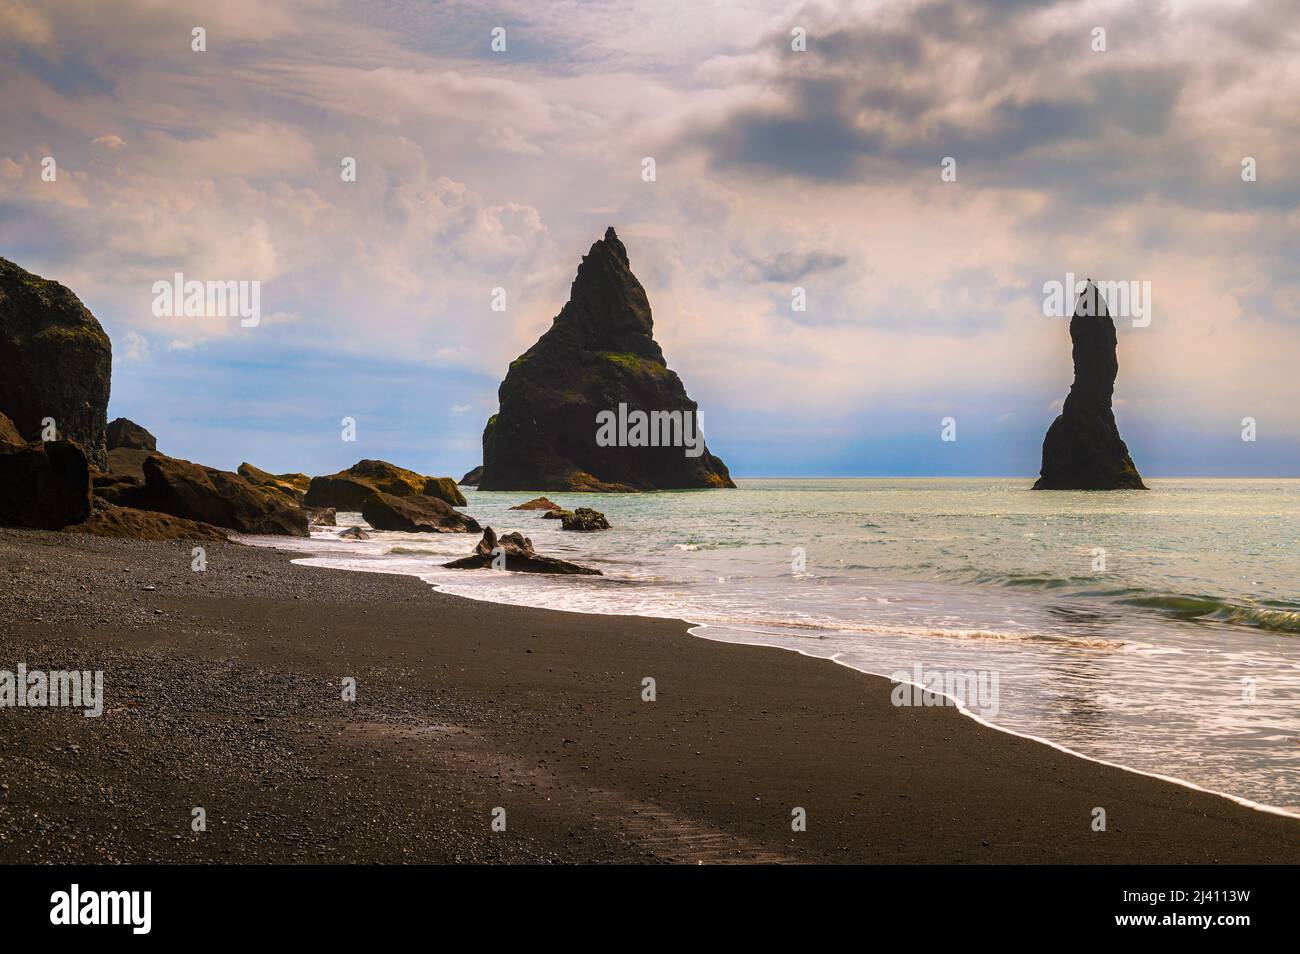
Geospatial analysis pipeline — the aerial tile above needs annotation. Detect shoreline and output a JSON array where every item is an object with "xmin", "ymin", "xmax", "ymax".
[
  {"xmin": 289, "ymin": 546, "xmax": 1300, "ymax": 822},
  {"xmin": 2, "ymin": 527, "xmax": 1297, "ymax": 864}
]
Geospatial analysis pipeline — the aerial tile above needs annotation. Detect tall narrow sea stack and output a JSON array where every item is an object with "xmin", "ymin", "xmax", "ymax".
[
  {"xmin": 477, "ymin": 227, "xmax": 734, "ymax": 492},
  {"xmin": 1034, "ymin": 281, "xmax": 1146, "ymax": 490}
]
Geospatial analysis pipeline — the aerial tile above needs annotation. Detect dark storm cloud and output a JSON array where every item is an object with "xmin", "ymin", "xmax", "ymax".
[{"xmin": 687, "ymin": 0, "xmax": 1299, "ymax": 215}]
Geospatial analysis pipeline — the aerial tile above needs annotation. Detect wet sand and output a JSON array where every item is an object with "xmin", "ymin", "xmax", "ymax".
[{"xmin": 0, "ymin": 527, "xmax": 1296, "ymax": 864}]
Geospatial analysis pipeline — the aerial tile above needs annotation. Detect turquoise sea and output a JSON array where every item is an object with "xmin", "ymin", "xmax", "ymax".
[{"xmin": 247, "ymin": 478, "xmax": 1300, "ymax": 813}]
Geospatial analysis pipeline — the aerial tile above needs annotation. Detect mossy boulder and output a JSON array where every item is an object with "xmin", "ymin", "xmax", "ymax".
[
  {"xmin": 135, "ymin": 454, "xmax": 308, "ymax": 536},
  {"xmin": 0, "ymin": 258, "xmax": 111, "ymax": 468},
  {"xmin": 305, "ymin": 459, "xmax": 466, "ymax": 509},
  {"xmin": 238, "ymin": 462, "xmax": 310, "ymax": 504}
]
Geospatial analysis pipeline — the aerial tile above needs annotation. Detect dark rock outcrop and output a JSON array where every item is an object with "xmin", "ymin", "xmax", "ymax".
[
  {"xmin": 0, "ymin": 439, "xmax": 92, "ymax": 529},
  {"xmin": 0, "ymin": 258, "xmax": 111, "ymax": 468},
  {"xmin": 443, "ymin": 526, "xmax": 601, "ymax": 575},
  {"xmin": 306, "ymin": 459, "xmax": 467, "ymax": 509},
  {"xmin": 542, "ymin": 509, "xmax": 572, "ymax": 520},
  {"xmin": 67, "ymin": 506, "xmax": 228, "ymax": 542},
  {"xmin": 106, "ymin": 417, "xmax": 156, "ymax": 451},
  {"xmin": 477, "ymin": 227, "xmax": 734, "ymax": 492},
  {"xmin": 134, "ymin": 454, "xmax": 309, "ymax": 536},
  {"xmin": 1034, "ymin": 282, "xmax": 1146, "ymax": 490},
  {"xmin": 238, "ymin": 462, "xmax": 310, "ymax": 504},
  {"xmin": 560, "ymin": 507, "xmax": 610, "ymax": 531},
  {"xmin": 104, "ymin": 418, "xmax": 160, "ymax": 480},
  {"xmin": 360, "ymin": 491, "xmax": 480, "ymax": 534},
  {"xmin": 458, "ymin": 465, "xmax": 483, "ymax": 486},
  {"xmin": 510, "ymin": 496, "xmax": 563, "ymax": 511},
  {"xmin": 337, "ymin": 526, "xmax": 370, "ymax": 540}
]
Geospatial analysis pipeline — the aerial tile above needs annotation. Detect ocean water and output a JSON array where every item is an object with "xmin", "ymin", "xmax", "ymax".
[{"xmin": 245, "ymin": 478, "xmax": 1300, "ymax": 813}]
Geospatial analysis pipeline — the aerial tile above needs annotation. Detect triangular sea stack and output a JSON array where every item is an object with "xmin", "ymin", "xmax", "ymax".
[
  {"xmin": 1034, "ymin": 281, "xmax": 1146, "ymax": 490},
  {"xmin": 477, "ymin": 227, "xmax": 734, "ymax": 491}
]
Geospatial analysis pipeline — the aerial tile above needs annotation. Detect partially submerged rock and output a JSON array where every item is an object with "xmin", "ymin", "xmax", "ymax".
[
  {"xmin": 0, "ymin": 258, "xmax": 112, "ymax": 468},
  {"xmin": 458, "ymin": 465, "xmax": 483, "ymax": 486},
  {"xmin": 510, "ymin": 496, "xmax": 563, "ymax": 511},
  {"xmin": 477, "ymin": 228, "xmax": 734, "ymax": 492},
  {"xmin": 443, "ymin": 526, "xmax": 601, "ymax": 575},
  {"xmin": 306, "ymin": 459, "xmax": 467, "ymax": 509},
  {"xmin": 360, "ymin": 491, "xmax": 480, "ymax": 533},
  {"xmin": 134, "ymin": 454, "xmax": 309, "ymax": 536},
  {"xmin": 66, "ymin": 506, "xmax": 228, "ymax": 542},
  {"xmin": 541, "ymin": 509, "xmax": 572, "ymax": 520},
  {"xmin": 0, "ymin": 439, "xmax": 91, "ymax": 529},
  {"xmin": 1034, "ymin": 281, "xmax": 1147, "ymax": 490},
  {"xmin": 337, "ymin": 526, "xmax": 370, "ymax": 540},
  {"xmin": 560, "ymin": 507, "xmax": 610, "ymax": 531}
]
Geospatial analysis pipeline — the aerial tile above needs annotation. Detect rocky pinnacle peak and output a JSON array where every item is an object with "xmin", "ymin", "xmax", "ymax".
[{"xmin": 595, "ymin": 225, "xmax": 629, "ymax": 267}]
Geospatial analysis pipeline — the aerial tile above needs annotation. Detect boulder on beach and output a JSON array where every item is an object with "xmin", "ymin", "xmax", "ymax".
[
  {"xmin": 66, "ymin": 505, "xmax": 229, "ymax": 542},
  {"xmin": 1034, "ymin": 281, "xmax": 1147, "ymax": 490},
  {"xmin": 458, "ymin": 465, "xmax": 483, "ymax": 486},
  {"xmin": 510, "ymin": 496, "xmax": 563, "ymax": 511},
  {"xmin": 130, "ymin": 454, "xmax": 309, "ymax": 536},
  {"xmin": 0, "ymin": 257, "xmax": 112, "ymax": 468},
  {"xmin": 443, "ymin": 526, "xmax": 602, "ymax": 575},
  {"xmin": 0, "ymin": 439, "xmax": 91, "ymax": 529},
  {"xmin": 560, "ymin": 507, "xmax": 610, "ymax": 531},
  {"xmin": 360, "ymin": 491, "xmax": 480, "ymax": 533},
  {"xmin": 238, "ymin": 462, "xmax": 310, "ymax": 504},
  {"xmin": 306, "ymin": 459, "xmax": 467, "ymax": 509},
  {"xmin": 476, "ymin": 227, "xmax": 734, "ymax": 492}
]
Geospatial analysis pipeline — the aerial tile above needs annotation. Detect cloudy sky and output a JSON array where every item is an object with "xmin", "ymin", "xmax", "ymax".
[{"xmin": 2, "ymin": 0, "xmax": 1297, "ymax": 478}]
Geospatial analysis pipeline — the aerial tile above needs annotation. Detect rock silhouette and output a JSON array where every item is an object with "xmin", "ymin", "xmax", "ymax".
[
  {"xmin": 1034, "ymin": 281, "xmax": 1146, "ymax": 490},
  {"xmin": 477, "ymin": 227, "xmax": 734, "ymax": 492},
  {"xmin": 0, "ymin": 258, "xmax": 111, "ymax": 468}
]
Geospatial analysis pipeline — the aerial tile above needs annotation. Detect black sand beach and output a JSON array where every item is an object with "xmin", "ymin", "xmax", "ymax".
[{"xmin": 1, "ymin": 527, "xmax": 1296, "ymax": 864}]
